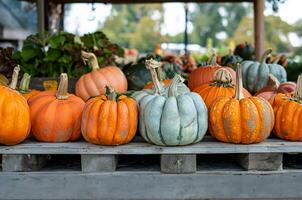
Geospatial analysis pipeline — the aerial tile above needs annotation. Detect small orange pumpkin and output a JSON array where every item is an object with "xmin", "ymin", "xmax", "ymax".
[
  {"xmin": 193, "ymin": 69, "xmax": 251, "ymax": 108},
  {"xmin": 274, "ymin": 75, "xmax": 302, "ymax": 141},
  {"xmin": 29, "ymin": 73, "xmax": 85, "ymax": 142},
  {"xmin": 188, "ymin": 50, "xmax": 236, "ymax": 90},
  {"xmin": 208, "ymin": 64, "xmax": 274, "ymax": 144},
  {"xmin": 76, "ymin": 51, "xmax": 128, "ymax": 101},
  {"xmin": 81, "ymin": 86, "xmax": 138, "ymax": 145},
  {"xmin": 0, "ymin": 66, "xmax": 31, "ymax": 145},
  {"xmin": 255, "ymin": 74, "xmax": 296, "ymax": 101},
  {"xmin": 19, "ymin": 73, "xmax": 40, "ymax": 100}
]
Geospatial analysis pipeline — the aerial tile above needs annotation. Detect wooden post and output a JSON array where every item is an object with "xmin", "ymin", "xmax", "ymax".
[
  {"xmin": 254, "ymin": 0, "xmax": 265, "ymax": 60},
  {"xmin": 161, "ymin": 154, "xmax": 196, "ymax": 174},
  {"xmin": 81, "ymin": 155, "xmax": 118, "ymax": 172},
  {"xmin": 37, "ymin": 0, "xmax": 48, "ymax": 32}
]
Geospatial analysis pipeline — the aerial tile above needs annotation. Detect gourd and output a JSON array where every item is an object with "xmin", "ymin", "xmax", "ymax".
[
  {"xmin": 19, "ymin": 73, "xmax": 40, "ymax": 100},
  {"xmin": 234, "ymin": 42, "xmax": 255, "ymax": 60},
  {"xmin": 241, "ymin": 49, "xmax": 287, "ymax": 93},
  {"xmin": 188, "ymin": 50, "xmax": 236, "ymax": 90},
  {"xmin": 132, "ymin": 59, "xmax": 189, "ymax": 104},
  {"xmin": 81, "ymin": 86, "xmax": 138, "ymax": 145},
  {"xmin": 193, "ymin": 69, "xmax": 251, "ymax": 108},
  {"xmin": 0, "ymin": 66, "xmax": 31, "ymax": 145},
  {"xmin": 274, "ymin": 75, "xmax": 302, "ymax": 141},
  {"xmin": 139, "ymin": 75, "xmax": 208, "ymax": 146},
  {"xmin": 220, "ymin": 49, "xmax": 243, "ymax": 69},
  {"xmin": 209, "ymin": 64, "xmax": 274, "ymax": 144},
  {"xmin": 255, "ymin": 74, "xmax": 296, "ymax": 101},
  {"xmin": 29, "ymin": 73, "xmax": 85, "ymax": 142},
  {"xmin": 76, "ymin": 51, "xmax": 127, "ymax": 101}
]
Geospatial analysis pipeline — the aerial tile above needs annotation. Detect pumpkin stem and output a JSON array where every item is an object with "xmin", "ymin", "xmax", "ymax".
[
  {"xmin": 145, "ymin": 58, "xmax": 164, "ymax": 94},
  {"xmin": 156, "ymin": 65, "xmax": 166, "ymax": 81},
  {"xmin": 294, "ymin": 74, "xmax": 302, "ymax": 100},
  {"xmin": 235, "ymin": 63, "xmax": 244, "ymax": 100},
  {"xmin": 208, "ymin": 49, "xmax": 218, "ymax": 66},
  {"xmin": 228, "ymin": 49, "xmax": 233, "ymax": 56},
  {"xmin": 168, "ymin": 75, "xmax": 184, "ymax": 97},
  {"xmin": 105, "ymin": 86, "xmax": 117, "ymax": 101},
  {"xmin": 267, "ymin": 74, "xmax": 280, "ymax": 89},
  {"xmin": 9, "ymin": 65, "xmax": 20, "ymax": 90},
  {"xmin": 273, "ymin": 55, "xmax": 281, "ymax": 64},
  {"xmin": 56, "ymin": 73, "xmax": 69, "ymax": 100},
  {"xmin": 81, "ymin": 51, "xmax": 99, "ymax": 71},
  {"xmin": 260, "ymin": 49, "xmax": 272, "ymax": 63},
  {"xmin": 19, "ymin": 73, "xmax": 31, "ymax": 93}
]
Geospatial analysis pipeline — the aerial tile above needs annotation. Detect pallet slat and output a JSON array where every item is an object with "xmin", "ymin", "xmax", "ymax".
[{"xmin": 0, "ymin": 137, "xmax": 302, "ymax": 154}]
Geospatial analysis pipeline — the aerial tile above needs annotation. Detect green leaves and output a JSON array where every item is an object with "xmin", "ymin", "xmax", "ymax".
[{"xmin": 13, "ymin": 31, "xmax": 123, "ymax": 78}]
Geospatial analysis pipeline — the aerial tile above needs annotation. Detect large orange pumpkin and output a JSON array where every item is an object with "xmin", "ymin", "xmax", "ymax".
[
  {"xmin": 208, "ymin": 64, "xmax": 274, "ymax": 144},
  {"xmin": 19, "ymin": 73, "xmax": 41, "ymax": 100},
  {"xmin": 76, "ymin": 51, "xmax": 128, "ymax": 101},
  {"xmin": 82, "ymin": 86, "xmax": 138, "ymax": 145},
  {"xmin": 29, "ymin": 73, "xmax": 85, "ymax": 142},
  {"xmin": 274, "ymin": 75, "xmax": 302, "ymax": 141},
  {"xmin": 193, "ymin": 68, "xmax": 251, "ymax": 108},
  {"xmin": 0, "ymin": 66, "xmax": 31, "ymax": 145},
  {"xmin": 255, "ymin": 74, "xmax": 296, "ymax": 101},
  {"xmin": 188, "ymin": 51, "xmax": 236, "ymax": 90}
]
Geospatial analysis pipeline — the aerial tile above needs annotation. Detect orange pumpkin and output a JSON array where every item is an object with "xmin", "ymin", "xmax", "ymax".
[
  {"xmin": 76, "ymin": 51, "xmax": 128, "ymax": 101},
  {"xmin": 193, "ymin": 69, "xmax": 251, "ymax": 108},
  {"xmin": 82, "ymin": 86, "xmax": 138, "ymax": 145},
  {"xmin": 273, "ymin": 75, "xmax": 302, "ymax": 141},
  {"xmin": 208, "ymin": 64, "xmax": 274, "ymax": 144},
  {"xmin": 29, "ymin": 73, "xmax": 85, "ymax": 142},
  {"xmin": 188, "ymin": 50, "xmax": 236, "ymax": 90},
  {"xmin": 19, "ymin": 73, "xmax": 40, "ymax": 100},
  {"xmin": 0, "ymin": 66, "xmax": 31, "ymax": 145},
  {"xmin": 255, "ymin": 74, "xmax": 296, "ymax": 101},
  {"xmin": 269, "ymin": 93, "xmax": 293, "ymax": 113}
]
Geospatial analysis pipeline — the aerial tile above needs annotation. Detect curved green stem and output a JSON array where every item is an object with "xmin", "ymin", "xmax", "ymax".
[
  {"xmin": 19, "ymin": 73, "xmax": 31, "ymax": 93},
  {"xmin": 208, "ymin": 49, "xmax": 218, "ymax": 66},
  {"xmin": 9, "ymin": 65, "xmax": 20, "ymax": 90},
  {"xmin": 56, "ymin": 73, "xmax": 69, "ymax": 100},
  {"xmin": 145, "ymin": 58, "xmax": 164, "ymax": 94},
  {"xmin": 105, "ymin": 86, "xmax": 117, "ymax": 101},
  {"xmin": 267, "ymin": 74, "xmax": 280, "ymax": 89},
  {"xmin": 168, "ymin": 75, "xmax": 184, "ymax": 97},
  {"xmin": 260, "ymin": 49, "xmax": 273, "ymax": 63},
  {"xmin": 81, "ymin": 50, "xmax": 99, "ymax": 71},
  {"xmin": 235, "ymin": 63, "xmax": 244, "ymax": 100}
]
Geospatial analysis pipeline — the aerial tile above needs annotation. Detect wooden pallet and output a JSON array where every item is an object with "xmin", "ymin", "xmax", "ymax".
[{"xmin": 1, "ymin": 137, "xmax": 301, "ymax": 173}]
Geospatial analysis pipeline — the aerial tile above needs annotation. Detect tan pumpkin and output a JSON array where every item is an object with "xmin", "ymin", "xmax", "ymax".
[
  {"xmin": 188, "ymin": 50, "xmax": 236, "ymax": 90},
  {"xmin": 0, "ymin": 66, "xmax": 31, "ymax": 145},
  {"xmin": 193, "ymin": 69, "xmax": 251, "ymax": 108},
  {"xmin": 29, "ymin": 73, "xmax": 85, "ymax": 142},
  {"xmin": 76, "ymin": 51, "xmax": 127, "ymax": 101},
  {"xmin": 208, "ymin": 64, "xmax": 274, "ymax": 144},
  {"xmin": 255, "ymin": 74, "xmax": 296, "ymax": 101}
]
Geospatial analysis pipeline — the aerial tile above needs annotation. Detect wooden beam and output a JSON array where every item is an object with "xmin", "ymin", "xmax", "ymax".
[
  {"xmin": 37, "ymin": 0, "xmax": 47, "ymax": 32},
  {"xmin": 254, "ymin": 0, "xmax": 265, "ymax": 60},
  {"xmin": 23, "ymin": 0, "xmax": 253, "ymax": 3}
]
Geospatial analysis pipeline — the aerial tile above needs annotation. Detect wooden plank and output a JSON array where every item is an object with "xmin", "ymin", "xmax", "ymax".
[
  {"xmin": 254, "ymin": 0, "xmax": 265, "ymax": 60},
  {"xmin": 2, "ymin": 154, "xmax": 48, "ymax": 172},
  {"xmin": 1, "ymin": 138, "xmax": 302, "ymax": 155},
  {"xmin": 161, "ymin": 154, "xmax": 196, "ymax": 173},
  {"xmin": 236, "ymin": 153, "xmax": 283, "ymax": 171},
  {"xmin": 81, "ymin": 155, "xmax": 117, "ymax": 172},
  {"xmin": 0, "ymin": 170, "xmax": 302, "ymax": 199}
]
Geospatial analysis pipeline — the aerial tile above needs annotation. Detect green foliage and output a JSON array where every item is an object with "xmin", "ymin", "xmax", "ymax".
[
  {"xmin": 101, "ymin": 4, "xmax": 164, "ymax": 52},
  {"xmin": 14, "ymin": 31, "xmax": 123, "ymax": 77},
  {"xmin": 286, "ymin": 59, "xmax": 302, "ymax": 82}
]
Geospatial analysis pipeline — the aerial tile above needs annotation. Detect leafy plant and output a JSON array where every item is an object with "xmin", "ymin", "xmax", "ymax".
[{"xmin": 13, "ymin": 31, "xmax": 124, "ymax": 78}]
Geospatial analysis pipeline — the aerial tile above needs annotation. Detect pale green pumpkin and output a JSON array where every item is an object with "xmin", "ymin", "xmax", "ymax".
[
  {"xmin": 241, "ymin": 49, "xmax": 287, "ymax": 93},
  {"xmin": 138, "ymin": 75, "xmax": 208, "ymax": 146},
  {"xmin": 132, "ymin": 59, "xmax": 189, "ymax": 103}
]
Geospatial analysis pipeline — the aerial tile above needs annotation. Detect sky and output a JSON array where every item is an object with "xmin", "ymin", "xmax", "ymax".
[{"xmin": 64, "ymin": 0, "xmax": 302, "ymax": 43}]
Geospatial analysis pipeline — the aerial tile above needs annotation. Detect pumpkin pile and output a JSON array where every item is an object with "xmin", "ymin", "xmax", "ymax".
[{"xmin": 0, "ymin": 47, "xmax": 301, "ymax": 148}]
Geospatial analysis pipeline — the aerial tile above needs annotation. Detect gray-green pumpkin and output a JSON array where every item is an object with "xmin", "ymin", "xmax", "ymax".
[
  {"xmin": 241, "ymin": 49, "xmax": 287, "ymax": 93},
  {"xmin": 138, "ymin": 75, "xmax": 208, "ymax": 146},
  {"xmin": 132, "ymin": 59, "xmax": 189, "ymax": 103}
]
